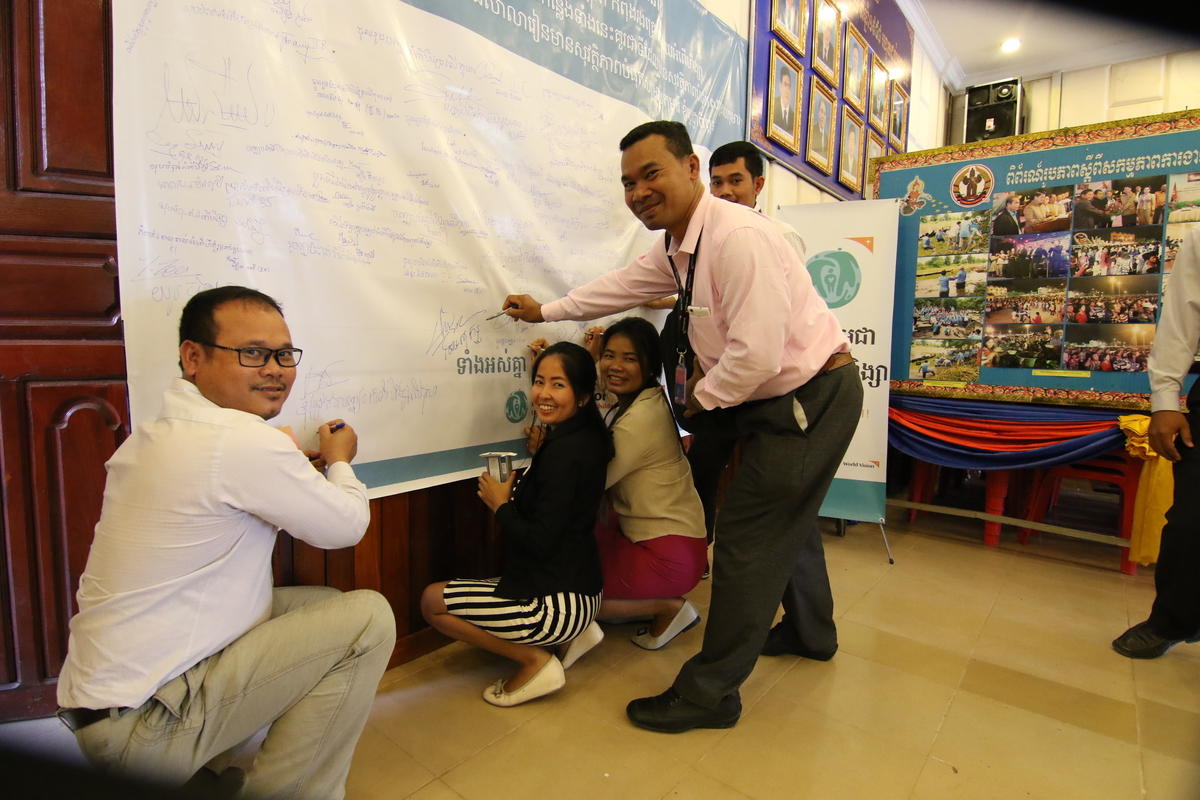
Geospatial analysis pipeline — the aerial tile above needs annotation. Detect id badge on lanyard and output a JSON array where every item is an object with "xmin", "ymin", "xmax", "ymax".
[
  {"xmin": 673, "ymin": 357, "xmax": 688, "ymax": 405},
  {"xmin": 666, "ymin": 231, "xmax": 701, "ymax": 407}
]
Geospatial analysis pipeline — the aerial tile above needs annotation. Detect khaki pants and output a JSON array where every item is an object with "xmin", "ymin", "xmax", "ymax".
[{"xmin": 75, "ymin": 587, "xmax": 395, "ymax": 800}]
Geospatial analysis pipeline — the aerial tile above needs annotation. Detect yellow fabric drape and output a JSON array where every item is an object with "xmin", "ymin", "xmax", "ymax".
[{"xmin": 1118, "ymin": 414, "xmax": 1173, "ymax": 565}]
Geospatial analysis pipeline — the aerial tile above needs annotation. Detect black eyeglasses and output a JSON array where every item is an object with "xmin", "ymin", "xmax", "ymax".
[{"xmin": 197, "ymin": 342, "xmax": 303, "ymax": 368}]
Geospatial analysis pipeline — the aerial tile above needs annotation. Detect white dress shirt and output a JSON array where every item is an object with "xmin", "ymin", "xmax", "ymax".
[
  {"xmin": 57, "ymin": 378, "xmax": 369, "ymax": 710},
  {"xmin": 1150, "ymin": 225, "xmax": 1200, "ymax": 412}
]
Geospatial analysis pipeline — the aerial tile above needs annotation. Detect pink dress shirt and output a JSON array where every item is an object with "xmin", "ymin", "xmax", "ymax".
[{"xmin": 542, "ymin": 190, "xmax": 850, "ymax": 410}]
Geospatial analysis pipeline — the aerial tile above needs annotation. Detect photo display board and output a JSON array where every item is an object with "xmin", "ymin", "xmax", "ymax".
[
  {"xmin": 749, "ymin": 0, "xmax": 913, "ymax": 199},
  {"xmin": 875, "ymin": 111, "xmax": 1200, "ymax": 407}
]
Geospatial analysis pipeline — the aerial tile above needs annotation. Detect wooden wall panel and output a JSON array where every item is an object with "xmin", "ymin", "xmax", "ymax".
[
  {"xmin": 12, "ymin": 0, "xmax": 113, "ymax": 194},
  {"xmin": 0, "ymin": 0, "xmax": 116, "ymax": 238},
  {"xmin": 0, "ymin": 237, "xmax": 120, "ymax": 339},
  {"xmin": 0, "ymin": 370, "xmax": 128, "ymax": 721},
  {"xmin": 0, "ymin": 381, "xmax": 31, "ymax": 699},
  {"xmin": 26, "ymin": 381, "xmax": 128, "ymax": 677}
]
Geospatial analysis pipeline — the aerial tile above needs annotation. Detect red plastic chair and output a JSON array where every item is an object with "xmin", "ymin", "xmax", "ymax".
[
  {"xmin": 1019, "ymin": 450, "xmax": 1141, "ymax": 574},
  {"xmin": 907, "ymin": 459, "xmax": 1024, "ymax": 546}
]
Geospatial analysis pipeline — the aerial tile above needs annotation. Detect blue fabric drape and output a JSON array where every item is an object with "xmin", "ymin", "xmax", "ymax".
[{"xmin": 888, "ymin": 395, "xmax": 1127, "ymax": 469}]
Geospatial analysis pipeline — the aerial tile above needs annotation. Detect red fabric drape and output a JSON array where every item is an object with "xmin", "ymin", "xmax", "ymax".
[{"xmin": 888, "ymin": 408, "xmax": 1119, "ymax": 452}]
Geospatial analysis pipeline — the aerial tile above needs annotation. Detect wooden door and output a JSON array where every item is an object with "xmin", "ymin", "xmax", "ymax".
[
  {"xmin": 0, "ymin": 0, "xmax": 503, "ymax": 722},
  {"xmin": 0, "ymin": 0, "xmax": 125, "ymax": 719}
]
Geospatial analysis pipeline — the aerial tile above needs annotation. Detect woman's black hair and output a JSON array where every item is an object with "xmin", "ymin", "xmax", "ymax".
[
  {"xmin": 599, "ymin": 317, "xmax": 663, "ymax": 426},
  {"xmin": 600, "ymin": 317, "xmax": 662, "ymax": 395},
  {"xmin": 531, "ymin": 343, "xmax": 611, "ymax": 458}
]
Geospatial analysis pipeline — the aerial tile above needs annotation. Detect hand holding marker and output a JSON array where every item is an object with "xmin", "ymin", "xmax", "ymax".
[
  {"xmin": 309, "ymin": 421, "xmax": 347, "ymax": 462},
  {"xmin": 485, "ymin": 302, "xmax": 517, "ymax": 321}
]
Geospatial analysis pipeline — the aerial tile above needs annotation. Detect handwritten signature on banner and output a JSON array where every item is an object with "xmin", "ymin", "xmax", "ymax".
[
  {"xmin": 426, "ymin": 307, "xmax": 483, "ymax": 359},
  {"xmin": 298, "ymin": 363, "xmax": 438, "ymax": 424}
]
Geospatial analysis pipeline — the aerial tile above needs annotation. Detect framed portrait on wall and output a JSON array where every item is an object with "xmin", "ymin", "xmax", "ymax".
[
  {"xmin": 811, "ymin": 0, "xmax": 841, "ymax": 88},
  {"xmin": 767, "ymin": 42, "xmax": 802, "ymax": 152},
  {"xmin": 865, "ymin": 130, "xmax": 887, "ymax": 194},
  {"xmin": 838, "ymin": 107, "xmax": 865, "ymax": 192},
  {"xmin": 772, "ymin": 0, "xmax": 807, "ymax": 56},
  {"xmin": 868, "ymin": 53, "xmax": 889, "ymax": 132},
  {"xmin": 867, "ymin": 129, "xmax": 887, "ymax": 166},
  {"xmin": 805, "ymin": 76, "xmax": 837, "ymax": 174},
  {"xmin": 890, "ymin": 81, "xmax": 909, "ymax": 151},
  {"xmin": 842, "ymin": 22, "xmax": 868, "ymax": 114}
]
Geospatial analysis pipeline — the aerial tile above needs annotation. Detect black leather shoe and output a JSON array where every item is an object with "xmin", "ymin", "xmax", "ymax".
[
  {"xmin": 626, "ymin": 688, "xmax": 740, "ymax": 733},
  {"xmin": 761, "ymin": 623, "xmax": 837, "ymax": 660},
  {"xmin": 1112, "ymin": 621, "xmax": 1182, "ymax": 659}
]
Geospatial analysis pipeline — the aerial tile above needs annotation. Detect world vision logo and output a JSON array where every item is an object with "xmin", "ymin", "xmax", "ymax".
[
  {"xmin": 505, "ymin": 390, "xmax": 529, "ymax": 423},
  {"xmin": 807, "ymin": 249, "xmax": 862, "ymax": 309}
]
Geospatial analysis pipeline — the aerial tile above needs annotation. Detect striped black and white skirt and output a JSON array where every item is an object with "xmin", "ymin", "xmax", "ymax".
[{"xmin": 443, "ymin": 578, "xmax": 601, "ymax": 646}]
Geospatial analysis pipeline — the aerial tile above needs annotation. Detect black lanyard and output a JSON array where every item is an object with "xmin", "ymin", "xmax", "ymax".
[
  {"xmin": 665, "ymin": 231, "xmax": 702, "ymax": 404},
  {"xmin": 665, "ymin": 231, "xmax": 702, "ymax": 356}
]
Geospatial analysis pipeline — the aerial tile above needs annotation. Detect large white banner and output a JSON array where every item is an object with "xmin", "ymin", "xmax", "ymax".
[
  {"xmin": 778, "ymin": 200, "xmax": 899, "ymax": 523},
  {"xmin": 111, "ymin": 1, "xmax": 743, "ymax": 496}
]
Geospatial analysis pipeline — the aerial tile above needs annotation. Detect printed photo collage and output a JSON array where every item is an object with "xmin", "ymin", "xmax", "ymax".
[
  {"xmin": 765, "ymin": 0, "xmax": 907, "ymax": 195},
  {"xmin": 908, "ymin": 171, "xmax": 1200, "ymax": 383}
]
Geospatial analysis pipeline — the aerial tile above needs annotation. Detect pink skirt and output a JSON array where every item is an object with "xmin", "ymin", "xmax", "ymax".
[{"xmin": 594, "ymin": 511, "xmax": 707, "ymax": 600}]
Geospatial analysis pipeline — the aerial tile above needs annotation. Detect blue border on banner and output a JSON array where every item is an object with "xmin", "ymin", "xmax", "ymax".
[
  {"xmin": 356, "ymin": 438, "xmax": 528, "ymax": 488},
  {"xmin": 402, "ymin": 0, "xmax": 747, "ymax": 148},
  {"xmin": 820, "ymin": 478, "xmax": 885, "ymax": 523}
]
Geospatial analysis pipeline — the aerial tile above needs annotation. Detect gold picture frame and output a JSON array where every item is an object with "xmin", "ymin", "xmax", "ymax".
[
  {"xmin": 767, "ymin": 41, "xmax": 803, "ymax": 152},
  {"xmin": 842, "ymin": 22, "xmax": 868, "ymax": 115},
  {"xmin": 838, "ymin": 107, "xmax": 865, "ymax": 192},
  {"xmin": 805, "ymin": 75, "xmax": 837, "ymax": 174},
  {"xmin": 868, "ymin": 53, "xmax": 889, "ymax": 133},
  {"xmin": 890, "ymin": 81, "xmax": 909, "ymax": 151},
  {"xmin": 811, "ymin": 0, "xmax": 842, "ymax": 89},
  {"xmin": 865, "ymin": 129, "xmax": 887, "ymax": 194},
  {"xmin": 771, "ymin": 0, "xmax": 807, "ymax": 57}
]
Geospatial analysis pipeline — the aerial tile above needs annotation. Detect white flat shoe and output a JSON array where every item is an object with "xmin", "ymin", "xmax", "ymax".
[
  {"xmin": 560, "ymin": 621, "xmax": 604, "ymax": 669},
  {"xmin": 482, "ymin": 656, "xmax": 565, "ymax": 707},
  {"xmin": 631, "ymin": 601, "xmax": 701, "ymax": 650}
]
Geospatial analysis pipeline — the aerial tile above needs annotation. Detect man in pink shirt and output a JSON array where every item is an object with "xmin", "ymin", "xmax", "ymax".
[{"xmin": 502, "ymin": 121, "xmax": 862, "ymax": 732}]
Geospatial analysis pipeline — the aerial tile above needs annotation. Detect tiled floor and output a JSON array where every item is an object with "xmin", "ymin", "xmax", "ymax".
[{"xmin": 4, "ymin": 511, "xmax": 1198, "ymax": 799}]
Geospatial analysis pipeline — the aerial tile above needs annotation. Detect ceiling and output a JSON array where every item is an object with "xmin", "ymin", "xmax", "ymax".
[{"xmin": 901, "ymin": 0, "xmax": 1200, "ymax": 90}]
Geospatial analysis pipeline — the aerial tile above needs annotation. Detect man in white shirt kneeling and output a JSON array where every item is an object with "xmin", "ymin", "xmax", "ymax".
[{"xmin": 56, "ymin": 285, "xmax": 395, "ymax": 800}]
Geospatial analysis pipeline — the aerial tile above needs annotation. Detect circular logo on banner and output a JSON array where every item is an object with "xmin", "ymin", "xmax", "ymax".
[
  {"xmin": 807, "ymin": 249, "xmax": 861, "ymax": 309},
  {"xmin": 505, "ymin": 390, "xmax": 529, "ymax": 423},
  {"xmin": 949, "ymin": 164, "xmax": 994, "ymax": 207}
]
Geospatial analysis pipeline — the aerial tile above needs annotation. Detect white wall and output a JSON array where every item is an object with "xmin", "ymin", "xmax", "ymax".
[
  {"xmin": 1020, "ymin": 48, "xmax": 1200, "ymax": 134},
  {"xmin": 906, "ymin": 40, "xmax": 949, "ymax": 153}
]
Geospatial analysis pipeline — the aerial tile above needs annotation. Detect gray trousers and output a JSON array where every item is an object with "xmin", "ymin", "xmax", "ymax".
[
  {"xmin": 74, "ymin": 586, "xmax": 395, "ymax": 800},
  {"xmin": 674, "ymin": 364, "xmax": 863, "ymax": 708}
]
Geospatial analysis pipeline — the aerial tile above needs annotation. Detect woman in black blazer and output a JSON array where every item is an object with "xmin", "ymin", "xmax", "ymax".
[{"xmin": 420, "ymin": 342, "xmax": 611, "ymax": 707}]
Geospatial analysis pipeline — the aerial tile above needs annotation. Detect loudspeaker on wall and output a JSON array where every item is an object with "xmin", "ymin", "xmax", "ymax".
[{"xmin": 964, "ymin": 79, "xmax": 1022, "ymax": 142}]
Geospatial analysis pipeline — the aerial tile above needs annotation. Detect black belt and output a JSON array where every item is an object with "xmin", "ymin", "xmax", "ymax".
[{"xmin": 57, "ymin": 706, "xmax": 128, "ymax": 732}]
